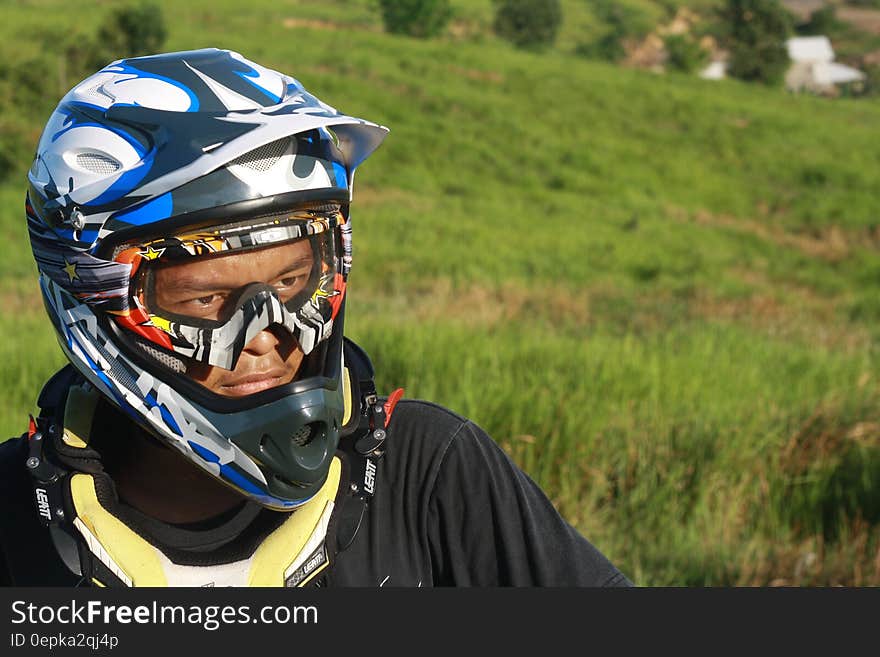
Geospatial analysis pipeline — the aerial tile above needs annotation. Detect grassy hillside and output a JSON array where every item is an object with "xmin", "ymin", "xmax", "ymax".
[{"xmin": 1, "ymin": 0, "xmax": 878, "ymax": 585}]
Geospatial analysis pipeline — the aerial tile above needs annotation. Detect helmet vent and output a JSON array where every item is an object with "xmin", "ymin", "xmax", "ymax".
[
  {"xmin": 76, "ymin": 153, "xmax": 121, "ymax": 175},
  {"xmin": 131, "ymin": 334, "xmax": 187, "ymax": 373},
  {"xmin": 291, "ymin": 424, "xmax": 314, "ymax": 447},
  {"xmin": 228, "ymin": 138, "xmax": 288, "ymax": 172},
  {"xmin": 83, "ymin": 82, "xmax": 109, "ymax": 101}
]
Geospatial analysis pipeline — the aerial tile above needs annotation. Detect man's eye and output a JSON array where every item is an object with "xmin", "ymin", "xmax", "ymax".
[
  {"xmin": 193, "ymin": 295, "xmax": 217, "ymax": 307},
  {"xmin": 276, "ymin": 270, "xmax": 310, "ymax": 289},
  {"xmin": 179, "ymin": 294, "xmax": 223, "ymax": 312}
]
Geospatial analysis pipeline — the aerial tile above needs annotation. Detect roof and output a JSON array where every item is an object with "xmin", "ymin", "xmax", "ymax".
[
  {"xmin": 786, "ymin": 36, "xmax": 835, "ymax": 63},
  {"xmin": 699, "ymin": 61, "xmax": 727, "ymax": 80},
  {"xmin": 813, "ymin": 61, "xmax": 866, "ymax": 85}
]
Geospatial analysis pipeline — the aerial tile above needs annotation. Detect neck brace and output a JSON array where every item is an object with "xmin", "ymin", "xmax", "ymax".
[
  {"xmin": 32, "ymin": 371, "xmax": 352, "ymax": 587},
  {"xmin": 69, "ymin": 460, "xmax": 341, "ymax": 587}
]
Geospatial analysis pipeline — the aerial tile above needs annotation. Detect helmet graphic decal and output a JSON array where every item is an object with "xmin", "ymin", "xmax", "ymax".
[{"xmin": 28, "ymin": 49, "xmax": 386, "ymax": 249}]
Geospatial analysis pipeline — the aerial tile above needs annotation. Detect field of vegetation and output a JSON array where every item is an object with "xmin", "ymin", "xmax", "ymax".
[{"xmin": 0, "ymin": 0, "xmax": 878, "ymax": 586}]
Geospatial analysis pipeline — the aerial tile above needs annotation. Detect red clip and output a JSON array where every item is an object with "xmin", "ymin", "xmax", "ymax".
[
  {"xmin": 383, "ymin": 388, "xmax": 405, "ymax": 428},
  {"xmin": 27, "ymin": 414, "xmax": 38, "ymax": 440}
]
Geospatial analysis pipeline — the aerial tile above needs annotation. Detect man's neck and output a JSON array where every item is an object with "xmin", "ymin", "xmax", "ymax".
[{"xmin": 92, "ymin": 402, "xmax": 247, "ymax": 525}]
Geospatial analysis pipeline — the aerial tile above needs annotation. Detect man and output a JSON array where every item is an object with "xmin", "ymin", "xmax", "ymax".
[{"xmin": 0, "ymin": 49, "xmax": 631, "ymax": 587}]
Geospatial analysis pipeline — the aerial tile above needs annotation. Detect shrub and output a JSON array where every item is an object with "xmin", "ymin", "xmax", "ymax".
[
  {"xmin": 376, "ymin": 0, "xmax": 453, "ymax": 39},
  {"xmin": 663, "ymin": 34, "xmax": 709, "ymax": 73},
  {"xmin": 89, "ymin": 2, "xmax": 167, "ymax": 70},
  {"xmin": 716, "ymin": 0, "xmax": 793, "ymax": 85},
  {"xmin": 576, "ymin": 0, "xmax": 654, "ymax": 63},
  {"xmin": 796, "ymin": 5, "xmax": 843, "ymax": 36},
  {"xmin": 492, "ymin": 0, "xmax": 563, "ymax": 51},
  {"xmin": 575, "ymin": 33, "xmax": 628, "ymax": 62}
]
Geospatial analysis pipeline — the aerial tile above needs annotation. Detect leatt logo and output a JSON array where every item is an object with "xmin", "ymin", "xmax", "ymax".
[
  {"xmin": 364, "ymin": 459, "xmax": 376, "ymax": 495},
  {"xmin": 285, "ymin": 547, "xmax": 327, "ymax": 587},
  {"xmin": 35, "ymin": 488, "xmax": 52, "ymax": 520}
]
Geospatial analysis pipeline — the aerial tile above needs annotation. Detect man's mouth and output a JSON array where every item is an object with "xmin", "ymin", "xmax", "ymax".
[{"xmin": 219, "ymin": 370, "xmax": 291, "ymax": 396}]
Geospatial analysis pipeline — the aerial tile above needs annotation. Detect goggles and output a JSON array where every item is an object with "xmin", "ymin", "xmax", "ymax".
[{"xmin": 112, "ymin": 205, "xmax": 346, "ymax": 371}]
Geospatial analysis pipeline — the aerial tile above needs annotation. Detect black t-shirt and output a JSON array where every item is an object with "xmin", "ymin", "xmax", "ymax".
[{"xmin": 0, "ymin": 399, "xmax": 631, "ymax": 587}]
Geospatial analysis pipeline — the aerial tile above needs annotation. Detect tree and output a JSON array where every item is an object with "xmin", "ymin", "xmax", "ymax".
[
  {"xmin": 795, "ymin": 5, "xmax": 842, "ymax": 36},
  {"xmin": 492, "ymin": 0, "xmax": 563, "ymax": 51},
  {"xmin": 717, "ymin": 0, "xmax": 793, "ymax": 85},
  {"xmin": 663, "ymin": 34, "xmax": 710, "ymax": 74},
  {"xmin": 376, "ymin": 0, "xmax": 452, "ymax": 39},
  {"xmin": 575, "ymin": 0, "xmax": 653, "ymax": 63},
  {"xmin": 89, "ymin": 2, "xmax": 167, "ymax": 70}
]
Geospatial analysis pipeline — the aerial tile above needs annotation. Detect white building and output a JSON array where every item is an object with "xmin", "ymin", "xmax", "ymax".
[
  {"xmin": 785, "ymin": 35, "xmax": 865, "ymax": 95},
  {"xmin": 699, "ymin": 35, "xmax": 866, "ymax": 94}
]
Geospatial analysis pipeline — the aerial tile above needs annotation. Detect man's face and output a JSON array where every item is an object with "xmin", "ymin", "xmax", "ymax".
[{"xmin": 152, "ymin": 239, "xmax": 314, "ymax": 397}]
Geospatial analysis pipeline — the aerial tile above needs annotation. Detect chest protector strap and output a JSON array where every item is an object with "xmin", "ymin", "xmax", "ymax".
[{"xmin": 334, "ymin": 339, "xmax": 404, "ymax": 553}]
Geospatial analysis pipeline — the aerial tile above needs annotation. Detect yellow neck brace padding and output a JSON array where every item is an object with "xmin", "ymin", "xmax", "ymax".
[{"xmin": 69, "ymin": 458, "xmax": 341, "ymax": 587}]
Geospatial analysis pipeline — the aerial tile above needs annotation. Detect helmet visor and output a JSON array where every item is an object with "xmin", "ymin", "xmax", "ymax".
[{"xmin": 114, "ymin": 206, "xmax": 345, "ymax": 371}]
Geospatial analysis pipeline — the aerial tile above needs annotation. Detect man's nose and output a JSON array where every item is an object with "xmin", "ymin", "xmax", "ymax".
[{"xmin": 242, "ymin": 327, "xmax": 281, "ymax": 356}]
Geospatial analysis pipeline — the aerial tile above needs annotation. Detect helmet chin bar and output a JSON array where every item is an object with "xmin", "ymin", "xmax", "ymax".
[
  {"xmin": 172, "ymin": 310, "xmax": 348, "ymax": 508},
  {"xmin": 201, "ymin": 372, "xmax": 345, "ymax": 506}
]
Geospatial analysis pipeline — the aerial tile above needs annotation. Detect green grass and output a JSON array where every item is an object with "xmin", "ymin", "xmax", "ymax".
[{"xmin": 1, "ymin": 0, "xmax": 879, "ymax": 585}]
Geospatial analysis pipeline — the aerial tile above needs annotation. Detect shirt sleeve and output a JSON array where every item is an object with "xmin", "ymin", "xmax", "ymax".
[{"xmin": 425, "ymin": 420, "xmax": 633, "ymax": 587}]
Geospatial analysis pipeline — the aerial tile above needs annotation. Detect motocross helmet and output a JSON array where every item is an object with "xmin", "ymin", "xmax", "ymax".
[{"xmin": 26, "ymin": 48, "xmax": 388, "ymax": 509}]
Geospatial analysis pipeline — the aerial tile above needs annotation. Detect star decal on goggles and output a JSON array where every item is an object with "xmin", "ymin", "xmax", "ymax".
[
  {"xmin": 311, "ymin": 286, "xmax": 340, "ymax": 304},
  {"xmin": 62, "ymin": 259, "xmax": 79, "ymax": 282},
  {"xmin": 149, "ymin": 315, "xmax": 174, "ymax": 333},
  {"xmin": 139, "ymin": 245, "xmax": 167, "ymax": 260}
]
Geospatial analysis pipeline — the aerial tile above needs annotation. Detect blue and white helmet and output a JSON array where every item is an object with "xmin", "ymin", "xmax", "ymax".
[{"xmin": 26, "ymin": 48, "xmax": 388, "ymax": 509}]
